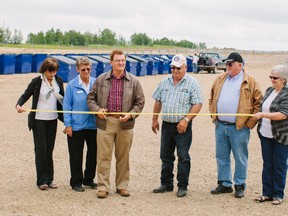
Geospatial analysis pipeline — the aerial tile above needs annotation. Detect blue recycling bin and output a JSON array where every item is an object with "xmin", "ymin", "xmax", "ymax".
[
  {"xmin": 141, "ymin": 55, "xmax": 157, "ymax": 75},
  {"xmin": 125, "ymin": 56, "xmax": 138, "ymax": 76},
  {"xmin": 0, "ymin": 54, "xmax": 16, "ymax": 74},
  {"xmin": 158, "ymin": 55, "xmax": 171, "ymax": 74},
  {"xmin": 88, "ymin": 55, "xmax": 111, "ymax": 77},
  {"xmin": 66, "ymin": 55, "xmax": 98, "ymax": 78},
  {"xmin": 186, "ymin": 56, "xmax": 193, "ymax": 72},
  {"xmin": 128, "ymin": 55, "xmax": 148, "ymax": 76},
  {"xmin": 15, "ymin": 54, "xmax": 32, "ymax": 73},
  {"xmin": 49, "ymin": 55, "xmax": 77, "ymax": 83},
  {"xmin": 32, "ymin": 54, "xmax": 48, "ymax": 72}
]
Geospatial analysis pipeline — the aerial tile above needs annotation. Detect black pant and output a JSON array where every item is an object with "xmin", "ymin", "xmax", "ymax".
[
  {"xmin": 32, "ymin": 119, "xmax": 57, "ymax": 186},
  {"xmin": 67, "ymin": 129, "xmax": 97, "ymax": 188}
]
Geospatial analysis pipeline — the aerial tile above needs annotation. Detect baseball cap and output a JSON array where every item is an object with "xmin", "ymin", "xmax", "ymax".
[
  {"xmin": 224, "ymin": 52, "xmax": 243, "ymax": 63},
  {"xmin": 170, "ymin": 54, "xmax": 187, "ymax": 67}
]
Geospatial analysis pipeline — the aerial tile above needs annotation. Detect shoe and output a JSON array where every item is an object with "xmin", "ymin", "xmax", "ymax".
[
  {"xmin": 176, "ymin": 188, "xmax": 187, "ymax": 198},
  {"xmin": 72, "ymin": 185, "xmax": 85, "ymax": 192},
  {"xmin": 48, "ymin": 182, "xmax": 58, "ymax": 189},
  {"xmin": 153, "ymin": 184, "xmax": 174, "ymax": 193},
  {"xmin": 39, "ymin": 184, "xmax": 49, "ymax": 190},
  {"xmin": 272, "ymin": 197, "xmax": 283, "ymax": 205},
  {"xmin": 235, "ymin": 185, "xmax": 245, "ymax": 198},
  {"xmin": 255, "ymin": 195, "xmax": 273, "ymax": 203},
  {"xmin": 211, "ymin": 183, "xmax": 233, "ymax": 194},
  {"xmin": 116, "ymin": 189, "xmax": 130, "ymax": 197},
  {"xmin": 83, "ymin": 182, "xmax": 97, "ymax": 189},
  {"xmin": 97, "ymin": 190, "xmax": 108, "ymax": 199}
]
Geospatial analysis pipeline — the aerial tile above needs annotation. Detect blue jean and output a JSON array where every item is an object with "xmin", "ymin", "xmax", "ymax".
[
  {"xmin": 192, "ymin": 63, "xmax": 198, "ymax": 73},
  {"xmin": 215, "ymin": 121, "xmax": 250, "ymax": 187},
  {"xmin": 160, "ymin": 121, "xmax": 192, "ymax": 189},
  {"xmin": 259, "ymin": 134, "xmax": 288, "ymax": 199}
]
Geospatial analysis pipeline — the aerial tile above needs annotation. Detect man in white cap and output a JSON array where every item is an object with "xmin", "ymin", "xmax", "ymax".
[
  {"xmin": 209, "ymin": 52, "xmax": 262, "ymax": 198},
  {"xmin": 151, "ymin": 54, "xmax": 203, "ymax": 197}
]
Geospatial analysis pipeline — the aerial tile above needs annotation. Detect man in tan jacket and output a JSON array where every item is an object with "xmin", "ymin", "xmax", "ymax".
[{"xmin": 209, "ymin": 52, "xmax": 262, "ymax": 198}]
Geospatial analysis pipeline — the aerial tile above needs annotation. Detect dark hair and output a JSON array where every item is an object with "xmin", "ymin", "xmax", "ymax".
[
  {"xmin": 39, "ymin": 58, "xmax": 59, "ymax": 74},
  {"xmin": 110, "ymin": 50, "xmax": 126, "ymax": 61}
]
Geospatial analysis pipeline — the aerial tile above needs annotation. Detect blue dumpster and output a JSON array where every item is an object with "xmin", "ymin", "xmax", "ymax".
[
  {"xmin": 186, "ymin": 56, "xmax": 193, "ymax": 72},
  {"xmin": 158, "ymin": 55, "xmax": 171, "ymax": 74},
  {"xmin": 141, "ymin": 55, "xmax": 158, "ymax": 75},
  {"xmin": 88, "ymin": 55, "xmax": 111, "ymax": 77},
  {"xmin": 49, "ymin": 55, "xmax": 77, "ymax": 83},
  {"xmin": 32, "ymin": 54, "xmax": 48, "ymax": 72},
  {"xmin": 66, "ymin": 55, "xmax": 98, "ymax": 78},
  {"xmin": 0, "ymin": 54, "xmax": 16, "ymax": 74},
  {"xmin": 125, "ymin": 56, "xmax": 139, "ymax": 76},
  {"xmin": 128, "ymin": 55, "xmax": 149, "ymax": 76},
  {"xmin": 15, "ymin": 54, "xmax": 32, "ymax": 73}
]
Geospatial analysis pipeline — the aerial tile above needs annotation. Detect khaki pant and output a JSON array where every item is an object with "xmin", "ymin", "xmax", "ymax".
[{"xmin": 97, "ymin": 116, "xmax": 133, "ymax": 192}]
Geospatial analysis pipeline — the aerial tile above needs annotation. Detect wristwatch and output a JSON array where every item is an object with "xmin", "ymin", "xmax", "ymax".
[{"xmin": 184, "ymin": 117, "xmax": 190, "ymax": 122}]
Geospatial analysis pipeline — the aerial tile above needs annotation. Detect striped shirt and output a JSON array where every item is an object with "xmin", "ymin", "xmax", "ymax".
[
  {"xmin": 107, "ymin": 72, "xmax": 125, "ymax": 112},
  {"xmin": 152, "ymin": 74, "xmax": 203, "ymax": 123}
]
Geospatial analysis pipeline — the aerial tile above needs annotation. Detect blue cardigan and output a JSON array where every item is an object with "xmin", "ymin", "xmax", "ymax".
[{"xmin": 63, "ymin": 75, "xmax": 96, "ymax": 131}]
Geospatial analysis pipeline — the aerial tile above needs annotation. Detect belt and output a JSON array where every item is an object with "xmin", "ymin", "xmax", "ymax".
[
  {"xmin": 218, "ymin": 120, "xmax": 235, "ymax": 125},
  {"xmin": 108, "ymin": 114, "xmax": 122, "ymax": 118}
]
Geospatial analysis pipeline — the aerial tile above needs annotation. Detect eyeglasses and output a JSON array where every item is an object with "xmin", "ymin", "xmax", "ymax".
[
  {"xmin": 171, "ymin": 66, "xmax": 181, "ymax": 70},
  {"xmin": 113, "ymin": 59, "xmax": 126, "ymax": 63},
  {"xmin": 80, "ymin": 68, "xmax": 91, "ymax": 72},
  {"xmin": 269, "ymin": 76, "xmax": 279, "ymax": 80},
  {"xmin": 225, "ymin": 62, "xmax": 235, "ymax": 67}
]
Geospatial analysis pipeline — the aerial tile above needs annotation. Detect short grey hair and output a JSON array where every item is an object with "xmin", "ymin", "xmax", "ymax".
[
  {"xmin": 76, "ymin": 56, "xmax": 92, "ymax": 68},
  {"xmin": 271, "ymin": 65, "xmax": 288, "ymax": 85}
]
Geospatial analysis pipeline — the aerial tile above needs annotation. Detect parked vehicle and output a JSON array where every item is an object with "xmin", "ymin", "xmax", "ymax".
[{"xmin": 197, "ymin": 52, "xmax": 226, "ymax": 73}]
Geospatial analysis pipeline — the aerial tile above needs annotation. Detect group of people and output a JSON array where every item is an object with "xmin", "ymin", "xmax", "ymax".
[
  {"xmin": 15, "ymin": 50, "xmax": 288, "ymax": 204},
  {"xmin": 15, "ymin": 50, "xmax": 145, "ymax": 199}
]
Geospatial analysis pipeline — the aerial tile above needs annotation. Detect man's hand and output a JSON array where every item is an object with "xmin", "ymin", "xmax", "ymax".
[
  {"xmin": 119, "ymin": 114, "xmax": 132, "ymax": 122},
  {"xmin": 97, "ymin": 108, "xmax": 107, "ymax": 119},
  {"xmin": 177, "ymin": 119, "xmax": 189, "ymax": 134},
  {"xmin": 152, "ymin": 119, "xmax": 159, "ymax": 134}
]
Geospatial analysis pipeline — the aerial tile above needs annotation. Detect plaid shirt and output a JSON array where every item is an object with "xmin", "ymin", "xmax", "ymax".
[
  {"xmin": 107, "ymin": 72, "xmax": 125, "ymax": 112},
  {"xmin": 152, "ymin": 74, "xmax": 203, "ymax": 123}
]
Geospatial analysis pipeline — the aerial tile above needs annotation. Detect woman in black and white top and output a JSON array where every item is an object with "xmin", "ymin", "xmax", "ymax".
[
  {"xmin": 15, "ymin": 58, "xmax": 64, "ymax": 190},
  {"xmin": 253, "ymin": 65, "xmax": 288, "ymax": 205}
]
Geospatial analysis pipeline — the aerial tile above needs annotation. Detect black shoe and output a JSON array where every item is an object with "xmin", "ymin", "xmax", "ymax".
[
  {"xmin": 176, "ymin": 188, "xmax": 187, "ymax": 197},
  {"xmin": 83, "ymin": 182, "xmax": 97, "ymax": 189},
  {"xmin": 211, "ymin": 183, "xmax": 233, "ymax": 194},
  {"xmin": 153, "ymin": 184, "xmax": 174, "ymax": 193},
  {"xmin": 235, "ymin": 185, "xmax": 245, "ymax": 198},
  {"xmin": 73, "ymin": 185, "xmax": 85, "ymax": 192}
]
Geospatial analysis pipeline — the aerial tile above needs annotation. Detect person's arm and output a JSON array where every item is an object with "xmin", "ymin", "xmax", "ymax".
[
  {"xmin": 15, "ymin": 78, "xmax": 38, "ymax": 113},
  {"xmin": 63, "ymin": 84, "xmax": 73, "ymax": 137},
  {"xmin": 152, "ymin": 101, "xmax": 161, "ymax": 134},
  {"xmin": 254, "ymin": 112, "xmax": 287, "ymax": 121}
]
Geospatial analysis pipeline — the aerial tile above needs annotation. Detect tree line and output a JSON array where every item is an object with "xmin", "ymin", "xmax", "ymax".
[
  {"xmin": 1, "ymin": 26, "xmax": 206, "ymax": 49},
  {"xmin": 0, "ymin": 27, "xmax": 23, "ymax": 44}
]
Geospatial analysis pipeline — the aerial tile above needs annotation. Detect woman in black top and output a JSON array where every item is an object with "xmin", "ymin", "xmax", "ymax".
[{"xmin": 15, "ymin": 58, "xmax": 64, "ymax": 190}]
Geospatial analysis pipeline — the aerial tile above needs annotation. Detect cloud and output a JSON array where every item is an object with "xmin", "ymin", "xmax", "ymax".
[{"xmin": 1, "ymin": 0, "xmax": 288, "ymax": 51}]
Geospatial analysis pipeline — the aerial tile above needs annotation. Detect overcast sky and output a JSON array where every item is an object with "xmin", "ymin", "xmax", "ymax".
[{"xmin": 1, "ymin": 0, "xmax": 288, "ymax": 51}]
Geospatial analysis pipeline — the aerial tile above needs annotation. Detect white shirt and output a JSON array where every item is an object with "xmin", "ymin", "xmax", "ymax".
[
  {"xmin": 35, "ymin": 77, "xmax": 60, "ymax": 120},
  {"xmin": 79, "ymin": 76, "xmax": 90, "ymax": 94},
  {"xmin": 193, "ymin": 56, "xmax": 199, "ymax": 63},
  {"xmin": 260, "ymin": 89, "xmax": 279, "ymax": 138}
]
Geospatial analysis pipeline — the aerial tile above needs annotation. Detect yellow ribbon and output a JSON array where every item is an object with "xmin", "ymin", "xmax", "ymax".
[{"xmin": 24, "ymin": 109, "xmax": 255, "ymax": 117}]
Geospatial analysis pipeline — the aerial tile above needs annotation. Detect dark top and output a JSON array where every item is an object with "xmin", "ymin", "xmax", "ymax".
[{"xmin": 16, "ymin": 75, "xmax": 64, "ymax": 130}]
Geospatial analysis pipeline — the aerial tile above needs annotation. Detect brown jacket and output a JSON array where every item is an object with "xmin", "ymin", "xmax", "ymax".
[
  {"xmin": 209, "ymin": 71, "xmax": 263, "ymax": 129},
  {"xmin": 87, "ymin": 70, "xmax": 145, "ymax": 130}
]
